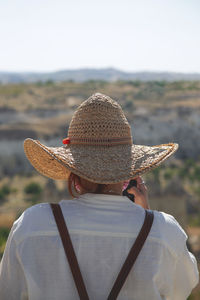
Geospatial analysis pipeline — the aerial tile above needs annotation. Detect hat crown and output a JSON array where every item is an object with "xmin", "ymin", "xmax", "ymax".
[{"xmin": 68, "ymin": 93, "xmax": 133, "ymax": 146}]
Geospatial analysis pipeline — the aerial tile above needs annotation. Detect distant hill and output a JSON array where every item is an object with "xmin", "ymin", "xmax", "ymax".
[{"xmin": 1, "ymin": 68, "xmax": 200, "ymax": 83}]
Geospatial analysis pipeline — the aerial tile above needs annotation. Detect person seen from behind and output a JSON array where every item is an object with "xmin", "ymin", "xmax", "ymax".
[{"xmin": 0, "ymin": 93, "xmax": 199, "ymax": 299}]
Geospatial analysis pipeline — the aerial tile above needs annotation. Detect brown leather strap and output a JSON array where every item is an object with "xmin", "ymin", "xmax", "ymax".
[
  {"xmin": 107, "ymin": 209, "xmax": 154, "ymax": 300},
  {"xmin": 50, "ymin": 203, "xmax": 89, "ymax": 300},
  {"xmin": 50, "ymin": 203, "xmax": 154, "ymax": 300}
]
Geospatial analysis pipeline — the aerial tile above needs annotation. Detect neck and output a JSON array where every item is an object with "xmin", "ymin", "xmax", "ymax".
[
  {"xmin": 82, "ymin": 186, "xmax": 123, "ymax": 196},
  {"xmin": 77, "ymin": 177, "xmax": 124, "ymax": 196}
]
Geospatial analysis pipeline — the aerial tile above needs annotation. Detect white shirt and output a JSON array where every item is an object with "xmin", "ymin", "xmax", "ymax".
[{"xmin": 0, "ymin": 193, "xmax": 199, "ymax": 300}]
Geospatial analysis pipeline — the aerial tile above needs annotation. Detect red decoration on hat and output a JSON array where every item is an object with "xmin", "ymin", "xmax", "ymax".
[{"xmin": 62, "ymin": 138, "xmax": 70, "ymax": 145}]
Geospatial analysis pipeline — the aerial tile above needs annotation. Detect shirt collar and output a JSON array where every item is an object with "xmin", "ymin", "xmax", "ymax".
[{"xmin": 74, "ymin": 193, "xmax": 135, "ymax": 207}]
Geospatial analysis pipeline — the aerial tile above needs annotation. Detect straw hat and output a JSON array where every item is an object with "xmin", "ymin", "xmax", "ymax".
[{"xmin": 24, "ymin": 93, "xmax": 178, "ymax": 184}]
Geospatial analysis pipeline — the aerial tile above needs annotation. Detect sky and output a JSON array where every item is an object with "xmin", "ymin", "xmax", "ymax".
[{"xmin": 0, "ymin": 0, "xmax": 200, "ymax": 73}]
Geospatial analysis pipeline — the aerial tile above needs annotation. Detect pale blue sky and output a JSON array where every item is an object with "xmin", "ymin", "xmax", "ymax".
[{"xmin": 0, "ymin": 0, "xmax": 200, "ymax": 73}]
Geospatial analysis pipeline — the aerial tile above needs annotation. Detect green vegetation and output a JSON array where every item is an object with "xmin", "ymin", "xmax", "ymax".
[
  {"xmin": 0, "ymin": 84, "xmax": 26, "ymax": 97},
  {"xmin": 188, "ymin": 214, "xmax": 200, "ymax": 227},
  {"xmin": 0, "ymin": 227, "xmax": 10, "ymax": 258},
  {"xmin": 24, "ymin": 182, "xmax": 43, "ymax": 204},
  {"xmin": 24, "ymin": 182, "xmax": 42, "ymax": 195},
  {"xmin": 0, "ymin": 185, "xmax": 11, "ymax": 204},
  {"xmin": 1, "ymin": 80, "xmax": 200, "ymax": 112}
]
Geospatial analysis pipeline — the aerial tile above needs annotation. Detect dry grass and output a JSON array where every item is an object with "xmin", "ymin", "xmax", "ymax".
[
  {"xmin": 0, "ymin": 212, "xmax": 16, "ymax": 228},
  {"xmin": 1, "ymin": 81, "xmax": 200, "ymax": 112}
]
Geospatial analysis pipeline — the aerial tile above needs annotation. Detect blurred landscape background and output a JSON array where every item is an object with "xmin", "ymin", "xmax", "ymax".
[
  {"xmin": 0, "ymin": 77, "xmax": 200, "ymax": 267},
  {"xmin": 1, "ymin": 0, "xmax": 200, "ymax": 298}
]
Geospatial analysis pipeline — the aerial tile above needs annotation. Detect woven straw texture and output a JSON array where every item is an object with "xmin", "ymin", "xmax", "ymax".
[{"xmin": 24, "ymin": 93, "xmax": 179, "ymax": 183}]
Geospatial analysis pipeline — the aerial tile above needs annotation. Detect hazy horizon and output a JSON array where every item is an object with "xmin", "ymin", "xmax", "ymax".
[{"xmin": 1, "ymin": 67, "xmax": 200, "ymax": 75}]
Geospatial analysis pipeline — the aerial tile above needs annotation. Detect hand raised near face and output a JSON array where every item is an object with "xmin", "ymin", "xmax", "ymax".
[{"xmin": 127, "ymin": 176, "xmax": 150, "ymax": 209}]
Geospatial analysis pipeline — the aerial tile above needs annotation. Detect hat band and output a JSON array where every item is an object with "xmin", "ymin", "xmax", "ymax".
[{"xmin": 69, "ymin": 136, "xmax": 132, "ymax": 146}]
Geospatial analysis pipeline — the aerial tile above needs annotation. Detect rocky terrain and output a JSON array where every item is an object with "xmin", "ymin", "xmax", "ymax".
[{"xmin": 0, "ymin": 80, "xmax": 200, "ymax": 161}]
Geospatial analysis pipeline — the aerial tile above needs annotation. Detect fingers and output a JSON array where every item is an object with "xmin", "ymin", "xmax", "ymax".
[
  {"xmin": 127, "ymin": 185, "xmax": 149, "ymax": 209},
  {"xmin": 127, "ymin": 186, "xmax": 141, "ymax": 198},
  {"xmin": 136, "ymin": 176, "xmax": 147, "ymax": 194},
  {"xmin": 127, "ymin": 176, "xmax": 147, "ymax": 197},
  {"xmin": 136, "ymin": 176, "xmax": 143, "ymax": 185},
  {"xmin": 127, "ymin": 177, "xmax": 149, "ymax": 209}
]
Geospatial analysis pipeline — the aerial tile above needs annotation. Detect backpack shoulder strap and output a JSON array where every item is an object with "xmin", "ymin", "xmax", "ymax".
[
  {"xmin": 50, "ymin": 203, "xmax": 154, "ymax": 300},
  {"xmin": 107, "ymin": 209, "xmax": 154, "ymax": 300},
  {"xmin": 50, "ymin": 203, "xmax": 89, "ymax": 300}
]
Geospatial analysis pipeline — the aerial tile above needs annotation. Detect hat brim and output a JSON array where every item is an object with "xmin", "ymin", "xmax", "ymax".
[{"xmin": 24, "ymin": 138, "xmax": 178, "ymax": 184}]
